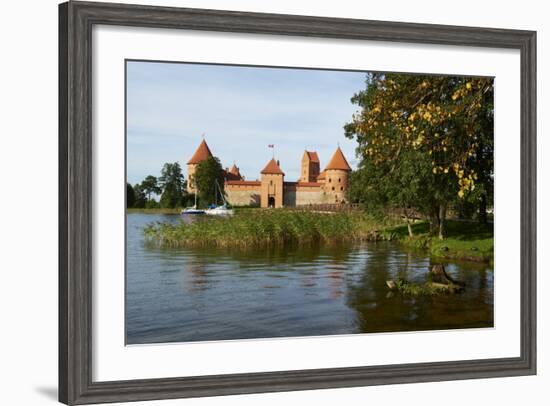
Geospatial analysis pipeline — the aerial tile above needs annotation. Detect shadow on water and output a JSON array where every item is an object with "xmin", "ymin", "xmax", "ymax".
[
  {"xmin": 346, "ymin": 251, "xmax": 493, "ymax": 333},
  {"xmin": 126, "ymin": 213, "xmax": 494, "ymax": 344}
]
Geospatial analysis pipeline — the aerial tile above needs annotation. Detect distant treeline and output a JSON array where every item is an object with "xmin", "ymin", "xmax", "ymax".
[
  {"xmin": 127, "ymin": 162, "xmax": 194, "ymax": 209},
  {"xmin": 127, "ymin": 157, "xmax": 226, "ymax": 209}
]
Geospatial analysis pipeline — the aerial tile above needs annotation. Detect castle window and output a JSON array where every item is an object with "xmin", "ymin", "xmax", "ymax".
[
  {"xmin": 270, "ymin": 180, "xmax": 273, "ymax": 185},
  {"xmin": 328, "ymin": 178, "xmax": 332, "ymax": 183},
  {"xmin": 332, "ymin": 186, "xmax": 335, "ymax": 191},
  {"xmin": 340, "ymin": 187, "xmax": 344, "ymax": 191},
  {"xmin": 338, "ymin": 178, "xmax": 341, "ymax": 182}
]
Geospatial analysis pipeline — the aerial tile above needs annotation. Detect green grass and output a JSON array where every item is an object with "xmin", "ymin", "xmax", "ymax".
[
  {"xmin": 386, "ymin": 220, "xmax": 494, "ymax": 263},
  {"xmin": 143, "ymin": 209, "xmax": 395, "ymax": 248}
]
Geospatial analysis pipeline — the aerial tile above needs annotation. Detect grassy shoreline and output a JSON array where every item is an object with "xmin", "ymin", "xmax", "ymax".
[
  {"xmin": 139, "ymin": 208, "xmax": 493, "ymax": 263},
  {"xmin": 386, "ymin": 220, "xmax": 493, "ymax": 263}
]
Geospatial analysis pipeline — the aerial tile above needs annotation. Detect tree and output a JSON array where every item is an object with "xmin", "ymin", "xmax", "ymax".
[
  {"xmin": 140, "ymin": 175, "xmax": 161, "ymax": 201},
  {"xmin": 194, "ymin": 156, "xmax": 225, "ymax": 208},
  {"xmin": 145, "ymin": 199, "xmax": 160, "ymax": 209},
  {"xmin": 158, "ymin": 162, "xmax": 186, "ymax": 208},
  {"xmin": 126, "ymin": 183, "xmax": 135, "ymax": 208},
  {"xmin": 348, "ymin": 149, "xmax": 442, "ymax": 237},
  {"xmin": 132, "ymin": 184, "xmax": 146, "ymax": 208},
  {"xmin": 345, "ymin": 73, "xmax": 494, "ymax": 238}
]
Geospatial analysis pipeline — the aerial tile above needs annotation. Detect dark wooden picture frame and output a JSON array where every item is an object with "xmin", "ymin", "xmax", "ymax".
[{"xmin": 59, "ymin": 1, "xmax": 536, "ymax": 404}]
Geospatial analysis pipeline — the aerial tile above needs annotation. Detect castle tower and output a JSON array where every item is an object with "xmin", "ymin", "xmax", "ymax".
[
  {"xmin": 300, "ymin": 150, "xmax": 320, "ymax": 183},
  {"xmin": 323, "ymin": 147, "xmax": 352, "ymax": 203},
  {"xmin": 186, "ymin": 139, "xmax": 213, "ymax": 193},
  {"xmin": 260, "ymin": 158, "xmax": 285, "ymax": 208}
]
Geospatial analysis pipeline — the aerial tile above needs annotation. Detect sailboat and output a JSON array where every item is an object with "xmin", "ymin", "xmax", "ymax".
[
  {"xmin": 181, "ymin": 192, "xmax": 205, "ymax": 215},
  {"xmin": 205, "ymin": 180, "xmax": 234, "ymax": 217}
]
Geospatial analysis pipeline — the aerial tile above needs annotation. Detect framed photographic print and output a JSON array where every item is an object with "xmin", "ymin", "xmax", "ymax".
[{"xmin": 59, "ymin": 1, "xmax": 536, "ymax": 404}]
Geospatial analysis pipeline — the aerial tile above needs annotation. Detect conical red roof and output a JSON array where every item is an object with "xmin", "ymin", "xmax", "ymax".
[
  {"xmin": 261, "ymin": 158, "xmax": 285, "ymax": 175},
  {"xmin": 187, "ymin": 139, "xmax": 213, "ymax": 164},
  {"xmin": 324, "ymin": 147, "xmax": 351, "ymax": 171},
  {"xmin": 229, "ymin": 164, "xmax": 240, "ymax": 176}
]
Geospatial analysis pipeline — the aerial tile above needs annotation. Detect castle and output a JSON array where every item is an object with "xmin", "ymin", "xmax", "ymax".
[{"xmin": 186, "ymin": 139, "xmax": 352, "ymax": 208}]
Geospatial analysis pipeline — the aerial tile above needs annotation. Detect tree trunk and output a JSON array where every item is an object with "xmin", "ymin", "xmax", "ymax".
[
  {"xmin": 438, "ymin": 204, "xmax": 447, "ymax": 240},
  {"xmin": 479, "ymin": 194, "xmax": 488, "ymax": 224},
  {"xmin": 429, "ymin": 208, "xmax": 440, "ymax": 236},
  {"xmin": 404, "ymin": 209, "xmax": 414, "ymax": 237},
  {"xmin": 431, "ymin": 265, "xmax": 465, "ymax": 290}
]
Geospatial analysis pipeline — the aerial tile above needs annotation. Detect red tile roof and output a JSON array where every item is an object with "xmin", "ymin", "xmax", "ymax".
[
  {"xmin": 283, "ymin": 181, "xmax": 322, "ymax": 187},
  {"xmin": 224, "ymin": 164, "xmax": 243, "ymax": 181},
  {"xmin": 224, "ymin": 171, "xmax": 242, "ymax": 181},
  {"xmin": 225, "ymin": 180, "xmax": 261, "ymax": 186},
  {"xmin": 261, "ymin": 158, "xmax": 285, "ymax": 175},
  {"xmin": 229, "ymin": 164, "xmax": 240, "ymax": 176},
  {"xmin": 324, "ymin": 147, "xmax": 351, "ymax": 171},
  {"xmin": 187, "ymin": 139, "xmax": 213, "ymax": 164},
  {"xmin": 303, "ymin": 150, "xmax": 320, "ymax": 163}
]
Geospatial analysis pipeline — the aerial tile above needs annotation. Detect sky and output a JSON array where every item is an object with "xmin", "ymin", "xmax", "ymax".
[{"xmin": 126, "ymin": 61, "xmax": 368, "ymax": 185}]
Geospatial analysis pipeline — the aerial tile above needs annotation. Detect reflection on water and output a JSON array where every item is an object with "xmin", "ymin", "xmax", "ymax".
[{"xmin": 126, "ymin": 213, "xmax": 493, "ymax": 344}]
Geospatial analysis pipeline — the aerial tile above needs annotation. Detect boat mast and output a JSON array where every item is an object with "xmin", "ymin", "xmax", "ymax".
[{"xmin": 215, "ymin": 180, "xmax": 227, "ymax": 206}]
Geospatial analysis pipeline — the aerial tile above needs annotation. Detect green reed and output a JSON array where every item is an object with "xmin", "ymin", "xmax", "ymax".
[{"xmin": 143, "ymin": 209, "xmax": 388, "ymax": 248}]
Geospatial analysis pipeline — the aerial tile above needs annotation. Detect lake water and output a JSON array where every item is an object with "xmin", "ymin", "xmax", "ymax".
[{"xmin": 126, "ymin": 213, "xmax": 493, "ymax": 344}]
